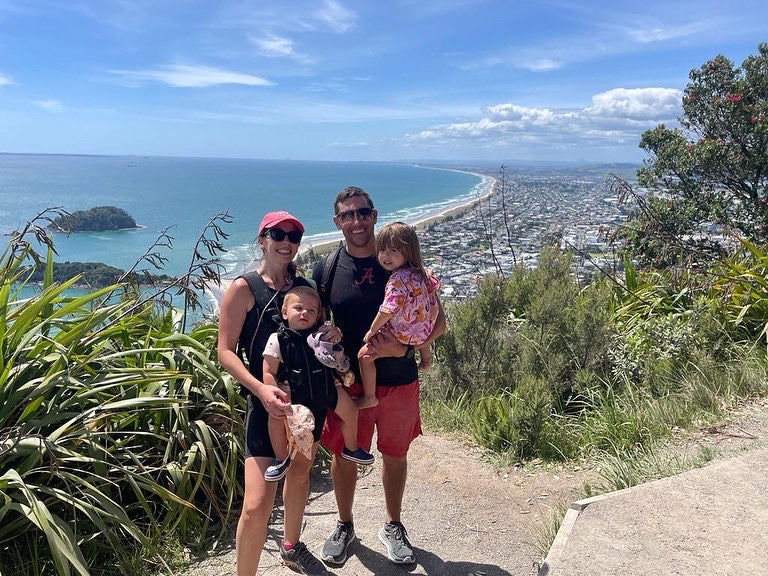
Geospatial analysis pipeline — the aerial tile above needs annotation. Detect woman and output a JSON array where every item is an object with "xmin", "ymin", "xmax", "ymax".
[{"xmin": 217, "ymin": 210, "xmax": 336, "ymax": 576}]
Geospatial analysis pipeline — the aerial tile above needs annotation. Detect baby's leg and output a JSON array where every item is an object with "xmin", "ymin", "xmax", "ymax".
[
  {"xmin": 417, "ymin": 343, "xmax": 433, "ymax": 370},
  {"xmin": 335, "ymin": 386, "xmax": 374, "ymax": 465},
  {"xmin": 356, "ymin": 343, "xmax": 379, "ymax": 409},
  {"xmin": 268, "ymin": 385, "xmax": 291, "ymax": 461},
  {"xmin": 334, "ymin": 387, "xmax": 360, "ymax": 452},
  {"xmin": 268, "ymin": 414, "xmax": 289, "ymax": 461}
]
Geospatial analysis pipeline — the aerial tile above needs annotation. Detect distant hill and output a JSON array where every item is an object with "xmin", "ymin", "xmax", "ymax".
[{"xmin": 49, "ymin": 206, "xmax": 138, "ymax": 232}]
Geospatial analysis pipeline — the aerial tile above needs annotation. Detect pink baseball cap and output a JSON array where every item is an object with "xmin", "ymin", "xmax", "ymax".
[{"xmin": 258, "ymin": 211, "xmax": 305, "ymax": 236}]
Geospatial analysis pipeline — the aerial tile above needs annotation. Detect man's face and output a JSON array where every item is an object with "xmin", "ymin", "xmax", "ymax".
[{"xmin": 333, "ymin": 196, "xmax": 377, "ymax": 250}]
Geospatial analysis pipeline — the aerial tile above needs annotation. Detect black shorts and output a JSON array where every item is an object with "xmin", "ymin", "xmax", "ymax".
[
  {"xmin": 244, "ymin": 393, "xmax": 274, "ymax": 458},
  {"xmin": 243, "ymin": 387, "xmax": 337, "ymax": 458}
]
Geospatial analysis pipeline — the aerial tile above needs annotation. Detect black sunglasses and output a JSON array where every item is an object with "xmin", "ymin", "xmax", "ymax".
[
  {"xmin": 336, "ymin": 207, "xmax": 373, "ymax": 223},
  {"xmin": 263, "ymin": 228, "xmax": 303, "ymax": 244}
]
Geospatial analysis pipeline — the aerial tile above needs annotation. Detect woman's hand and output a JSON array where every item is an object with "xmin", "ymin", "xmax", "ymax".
[
  {"xmin": 315, "ymin": 323, "xmax": 343, "ymax": 345},
  {"xmin": 257, "ymin": 383, "xmax": 291, "ymax": 417}
]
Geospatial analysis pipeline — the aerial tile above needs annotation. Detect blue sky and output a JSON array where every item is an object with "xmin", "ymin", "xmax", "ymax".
[{"xmin": 1, "ymin": 0, "xmax": 766, "ymax": 163}]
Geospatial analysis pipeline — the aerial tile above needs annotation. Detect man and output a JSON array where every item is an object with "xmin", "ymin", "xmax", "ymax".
[{"xmin": 312, "ymin": 186, "xmax": 446, "ymax": 566}]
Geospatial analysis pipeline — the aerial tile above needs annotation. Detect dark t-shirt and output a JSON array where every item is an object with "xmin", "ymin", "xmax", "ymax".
[{"xmin": 312, "ymin": 248, "xmax": 418, "ymax": 386}]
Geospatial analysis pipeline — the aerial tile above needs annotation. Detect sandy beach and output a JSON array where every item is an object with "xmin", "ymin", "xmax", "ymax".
[{"xmin": 207, "ymin": 168, "xmax": 497, "ymax": 307}]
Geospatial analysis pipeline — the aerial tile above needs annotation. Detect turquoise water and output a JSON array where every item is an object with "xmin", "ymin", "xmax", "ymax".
[{"xmin": 2, "ymin": 155, "xmax": 486, "ymax": 276}]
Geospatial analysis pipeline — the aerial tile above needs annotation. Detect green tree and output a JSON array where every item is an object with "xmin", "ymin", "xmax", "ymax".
[{"xmin": 617, "ymin": 42, "xmax": 768, "ymax": 268}]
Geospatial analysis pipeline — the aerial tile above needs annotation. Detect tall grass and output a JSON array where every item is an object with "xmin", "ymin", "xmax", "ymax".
[{"xmin": 1, "ymin": 216, "xmax": 242, "ymax": 575}]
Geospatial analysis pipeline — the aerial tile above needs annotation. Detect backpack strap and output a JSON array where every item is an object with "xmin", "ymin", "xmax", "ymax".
[
  {"xmin": 318, "ymin": 245, "xmax": 343, "ymax": 310},
  {"xmin": 237, "ymin": 271, "xmax": 280, "ymax": 363},
  {"xmin": 241, "ymin": 271, "xmax": 273, "ymax": 307}
]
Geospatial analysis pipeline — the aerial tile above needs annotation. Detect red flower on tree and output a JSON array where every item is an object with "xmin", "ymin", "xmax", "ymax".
[{"xmin": 726, "ymin": 93, "xmax": 742, "ymax": 103}]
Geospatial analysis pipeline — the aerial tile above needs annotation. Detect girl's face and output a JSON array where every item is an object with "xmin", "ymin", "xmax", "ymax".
[
  {"xmin": 378, "ymin": 247, "xmax": 406, "ymax": 271},
  {"xmin": 282, "ymin": 294, "xmax": 319, "ymax": 329}
]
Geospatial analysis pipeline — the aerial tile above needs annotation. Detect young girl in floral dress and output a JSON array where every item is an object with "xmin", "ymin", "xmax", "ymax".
[{"xmin": 357, "ymin": 221, "xmax": 441, "ymax": 409}]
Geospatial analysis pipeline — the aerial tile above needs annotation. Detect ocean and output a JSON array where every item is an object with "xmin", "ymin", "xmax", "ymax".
[{"xmin": 1, "ymin": 154, "xmax": 487, "ymax": 277}]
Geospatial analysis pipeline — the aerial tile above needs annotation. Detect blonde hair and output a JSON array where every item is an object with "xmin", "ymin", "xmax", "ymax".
[
  {"xmin": 375, "ymin": 222, "xmax": 426, "ymax": 280},
  {"xmin": 282, "ymin": 285, "xmax": 324, "ymax": 323}
]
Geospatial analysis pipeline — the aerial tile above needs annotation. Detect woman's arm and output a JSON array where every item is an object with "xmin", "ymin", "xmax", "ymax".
[
  {"xmin": 216, "ymin": 278, "xmax": 287, "ymax": 415},
  {"xmin": 262, "ymin": 355, "xmax": 290, "ymax": 411}
]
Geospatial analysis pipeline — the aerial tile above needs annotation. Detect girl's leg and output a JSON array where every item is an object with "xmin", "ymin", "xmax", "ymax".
[
  {"xmin": 334, "ymin": 386, "xmax": 360, "ymax": 452},
  {"xmin": 356, "ymin": 343, "xmax": 379, "ymax": 409},
  {"xmin": 417, "ymin": 343, "xmax": 432, "ymax": 370},
  {"xmin": 236, "ymin": 457, "xmax": 278, "ymax": 576}
]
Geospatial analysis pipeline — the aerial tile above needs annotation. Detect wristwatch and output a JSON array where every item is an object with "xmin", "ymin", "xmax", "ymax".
[{"xmin": 404, "ymin": 345, "xmax": 415, "ymax": 360}]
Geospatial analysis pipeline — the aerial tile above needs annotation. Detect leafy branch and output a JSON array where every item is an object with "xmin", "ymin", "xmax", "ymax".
[{"xmin": 177, "ymin": 211, "xmax": 234, "ymax": 332}]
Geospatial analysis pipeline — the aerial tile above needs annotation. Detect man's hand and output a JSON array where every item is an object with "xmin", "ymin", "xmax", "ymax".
[
  {"xmin": 366, "ymin": 329, "xmax": 407, "ymax": 359},
  {"xmin": 315, "ymin": 323, "xmax": 343, "ymax": 345}
]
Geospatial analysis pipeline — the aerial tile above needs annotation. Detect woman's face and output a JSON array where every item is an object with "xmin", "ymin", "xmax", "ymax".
[{"xmin": 259, "ymin": 222, "xmax": 302, "ymax": 266}]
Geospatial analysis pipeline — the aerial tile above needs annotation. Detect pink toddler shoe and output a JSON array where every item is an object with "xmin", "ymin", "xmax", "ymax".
[{"xmin": 307, "ymin": 331, "xmax": 350, "ymax": 372}]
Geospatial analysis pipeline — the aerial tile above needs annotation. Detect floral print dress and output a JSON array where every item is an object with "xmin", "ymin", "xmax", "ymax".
[{"xmin": 378, "ymin": 267, "xmax": 440, "ymax": 346}]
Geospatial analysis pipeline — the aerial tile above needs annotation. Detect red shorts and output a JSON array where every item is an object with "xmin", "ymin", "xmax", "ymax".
[{"xmin": 321, "ymin": 380, "xmax": 421, "ymax": 458}]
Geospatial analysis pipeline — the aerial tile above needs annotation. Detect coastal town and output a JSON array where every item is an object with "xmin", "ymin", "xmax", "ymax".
[{"xmin": 418, "ymin": 164, "xmax": 637, "ymax": 299}]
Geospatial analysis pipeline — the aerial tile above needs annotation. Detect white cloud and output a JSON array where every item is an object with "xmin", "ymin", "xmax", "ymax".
[
  {"xmin": 109, "ymin": 65, "xmax": 275, "ymax": 88},
  {"xmin": 518, "ymin": 58, "xmax": 564, "ymax": 72},
  {"xmin": 625, "ymin": 19, "xmax": 715, "ymax": 43},
  {"xmin": 406, "ymin": 87, "xmax": 682, "ymax": 150},
  {"xmin": 584, "ymin": 87, "xmax": 682, "ymax": 120},
  {"xmin": 313, "ymin": 0, "xmax": 355, "ymax": 33},
  {"xmin": 251, "ymin": 34, "xmax": 295, "ymax": 56},
  {"xmin": 33, "ymin": 99, "xmax": 64, "ymax": 112},
  {"xmin": 0, "ymin": 73, "xmax": 13, "ymax": 85},
  {"xmin": 486, "ymin": 104, "xmax": 556, "ymax": 125},
  {"xmin": 248, "ymin": 34, "xmax": 314, "ymax": 64}
]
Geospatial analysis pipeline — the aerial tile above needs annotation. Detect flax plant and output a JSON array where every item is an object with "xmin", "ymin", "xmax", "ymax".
[
  {"xmin": 712, "ymin": 237, "xmax": 768, "ymax": 342},
  {"xmin": 0, "ymin": 215, "xmax": 242, "ymax": 575}
]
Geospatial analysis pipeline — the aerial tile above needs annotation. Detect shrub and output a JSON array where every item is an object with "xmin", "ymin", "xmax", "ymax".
[{"xmin": 1, "ymin": 217, "xmax": 241, "ymax": 575}]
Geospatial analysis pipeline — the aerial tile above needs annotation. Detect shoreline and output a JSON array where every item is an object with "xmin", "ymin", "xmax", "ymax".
[{"xmin": 299, "ymin": 169, "xmax": 498, "ymax": 259}]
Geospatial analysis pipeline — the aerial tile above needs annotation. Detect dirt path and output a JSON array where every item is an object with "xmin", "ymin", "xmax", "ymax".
[
  {"xmin": 184, "ymin": 399, "xmax": 768, "ymax": 576},
  {"xmin": 185, "ymin": 433, "xmax": 597, "ymax": 576}
]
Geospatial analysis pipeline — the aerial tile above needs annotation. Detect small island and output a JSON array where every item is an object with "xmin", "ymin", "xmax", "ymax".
[
  {"xmin": 29, "ymin": 261, "xmax": 174, "ymax": 289},
  {"xmin": 49, "ymin": 206, "xmax": 138, "ymax": 232}
]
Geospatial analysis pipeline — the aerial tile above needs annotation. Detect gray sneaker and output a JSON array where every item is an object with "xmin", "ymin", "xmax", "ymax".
[
  {"xmin": 378, "ymin": 521, "xmax": 415, "ymax": 564},
  {"xmin": 321, "ymin": 520, "xmax": 355, "ymax": 565},
  {"xmin": 280, "ymin": 542, "xmax": 330, "ymax": 575}
]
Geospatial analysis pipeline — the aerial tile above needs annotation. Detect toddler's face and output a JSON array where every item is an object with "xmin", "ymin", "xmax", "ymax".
[
  {"xmin": 282, "ymin": 294, "xmax": 319, "ymax": 328},
  {"xmin": 378, "ymin": 247, "xmax": 406, "ymax": 271}
]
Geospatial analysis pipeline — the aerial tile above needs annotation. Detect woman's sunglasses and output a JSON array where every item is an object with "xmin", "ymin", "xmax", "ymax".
[
  {"xmin": 336, "ymin": 207, "xmax": 374, "ymax": 223},
  {"xmin": 263, "ymin": 228, "xmax": 303, "ymax": 244}
]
